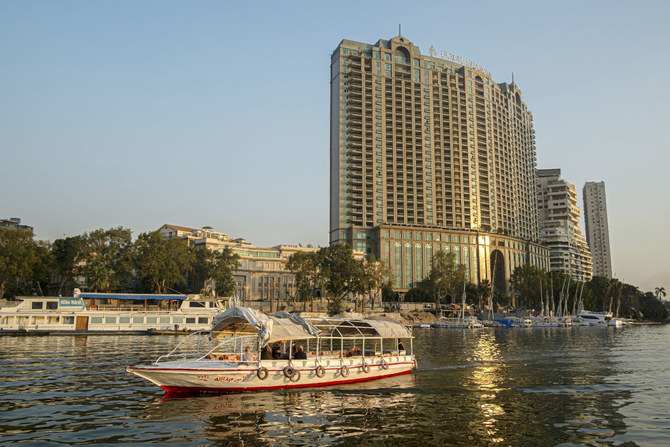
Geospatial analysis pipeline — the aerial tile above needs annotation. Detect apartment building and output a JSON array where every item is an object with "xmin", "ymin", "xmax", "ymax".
[
  {"xmin": 536, "ymin": 170, "xmax": 593, "ymax": 281},
  {"xmin": 583, "ymin": 181, "xmax": 613, "ymax": 278}
]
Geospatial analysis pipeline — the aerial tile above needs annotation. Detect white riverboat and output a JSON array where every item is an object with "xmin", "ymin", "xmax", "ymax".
[
  {"xmin": 0, "ymin": 291, "xmax": 227, "ymax": 333},
  {"xmin": 431, "ymin": 316, "xmax": 484, "ymax": 329},
  {"xmin": 127, "ymin": 307, "xmax": 417, "ymax": 393}
]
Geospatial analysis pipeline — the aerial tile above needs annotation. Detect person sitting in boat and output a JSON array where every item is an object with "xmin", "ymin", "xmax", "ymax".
[
  {"xmin": 271, "ymin": 342, "xmax": 282, "ymax": 359},
  {"xmin": 240, "ymin": 347, "xmax": 257, "ymax": 365},
  {"xmin": 261, "ymin": 344, "xmax": 273, "ymax": 360},
  {"xmin": 294, "ymin": 345, "xmax": 307, "ymax": 360}
]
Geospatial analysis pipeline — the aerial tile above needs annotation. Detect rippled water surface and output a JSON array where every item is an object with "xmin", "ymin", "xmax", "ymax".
[{"xmin": 1, "ymin": 325, "xmax": 669, "ymax": 446}]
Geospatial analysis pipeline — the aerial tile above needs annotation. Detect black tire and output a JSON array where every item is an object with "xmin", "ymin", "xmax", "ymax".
[
  {"xmin": 257, "ymin": 367, "xmax": 269, "ymax": 380},
  {"xmin": 290, "ymin": 370, "xmax": 301, "ymax": 382},
  {"xmin": 315, "ymin": 365, "xmax": 325, "ymax": 378},
  {"xmin": 340, "ymin": 365, "xmax": 349, "ymax": 377},
  {"xmin": 283, "ymin": 366, "xmax": 296, "ymax": 379}
]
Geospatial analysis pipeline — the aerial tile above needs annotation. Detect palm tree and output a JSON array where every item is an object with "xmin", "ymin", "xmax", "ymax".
[{"xmin": 655, "ymin": 286, "xmax": 667, "ymax": 301}]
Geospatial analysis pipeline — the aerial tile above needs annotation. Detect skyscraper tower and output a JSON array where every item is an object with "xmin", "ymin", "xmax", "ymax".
[
  {"xmin": 583, "ymin": 181, "xmax": 612, "ymax": 278},
  {"xmin": 330, "ymin": 35, "xmax": 549, "ymax": 293},
  {"xmin": 536, "ymin": 169, "xmax": 593, "ymax": 281}
]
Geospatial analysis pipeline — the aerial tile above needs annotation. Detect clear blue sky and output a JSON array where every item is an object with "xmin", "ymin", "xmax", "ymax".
[{"xmin": 1, "ymin": 1, "xmax": 668, "ymax": 294}]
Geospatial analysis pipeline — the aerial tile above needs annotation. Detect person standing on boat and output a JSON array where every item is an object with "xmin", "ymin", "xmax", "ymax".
[
  {"xmin": 271, "ymin": 342, "xmax": 282, "ymax": 359},
  {"xmin": 261, "ymin": 344, "xmax": 272, "ymax": 360}
]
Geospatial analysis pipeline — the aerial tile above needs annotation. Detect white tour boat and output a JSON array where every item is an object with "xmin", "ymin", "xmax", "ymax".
[
  {"xmin": 431, "ymin": 316, "xmax": 484, "ymax": 329},
  {"xmin": 0, "ymin": 291, "xmax": 227, "ymax": 333},
  {"xmin": 127, "ymin": 307, "xmax": 417, "ymax": 393}
]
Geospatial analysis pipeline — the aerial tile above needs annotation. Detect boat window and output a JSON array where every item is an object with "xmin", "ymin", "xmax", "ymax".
[
  {"xmin": 133, "ymin": 317, "xmax": 143, "ymax": 324},
  {"xmin": 62, "ymin": 316, "xmax": 75, "ymax": 325},
  {"xmin": 31, "ymin": 302, "xmax": 43, "ymax": 310},
  {"xmin": 186, "ymin": 318, "xmax": 196, "ymax": 324},
  {"xmin": 160, "ymin": 317, "xmax": 170, "ymax": 324},
  {"xmin": 198, "ymin": 317, "xmax": 209, "ymax": 324},
  {"xmin": 189, "ymin": 302, "xmax": 206, "ymax": 308},
  {"xmin": 46, "ymin": 302, "xmax": 58, "ymax": 310},
  {"xmin": 173, "ymin": 317, "xmax": 183, "ymax": 324},
  {"xmin": 105, "ymin": 317, "xmax": 116, "ymax": 324},
  {"xmin": 119, "ymin": 317, "xmax": 130, "ymax": 324},
  {"xmin": 91, "ymin": 317, "xmax": 103, "ymax": 324},
  {"xmin": 146, "ymin": 317, "xmax": 157, "ymax": 324}
]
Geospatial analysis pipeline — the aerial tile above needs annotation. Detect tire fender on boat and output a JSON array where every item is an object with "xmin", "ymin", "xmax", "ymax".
[
  {"xmin": 289, "ymin": 370, "xmax": 301, "ymax": 382},
  {"xmin": 380, "ymin": 359, "xmax": 389, "ymax": 370},
  {"xmin": 340, "ymin": 365, "xmax": 349, "ymax": 377},
  {"xmin": 257, "ymin": 367, "xmax": 268, "ymax": 380},
  {"xmin": 283, "ymin": 366, "xmax": 296, "ymax": 379},
  {"xmin": 361, "ymin": 362, "xmax": 370, "ymax": 373},
  {"xmin": 315, "ymin": 365, "xmax": 325, "ymax": 378}
]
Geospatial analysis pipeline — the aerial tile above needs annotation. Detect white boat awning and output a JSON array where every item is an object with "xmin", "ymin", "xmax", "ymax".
[{"xmin": 211, "ymin": 307, "xmax": 318, "ymax": 345}]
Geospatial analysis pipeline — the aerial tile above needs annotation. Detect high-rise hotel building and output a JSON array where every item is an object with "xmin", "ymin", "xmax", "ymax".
[
  {"xmin": 583, "ymin": 181, "xmax": 612, "ymax": 278},
  {"xmin": 330, "ymin": 35, "xmax": 549, "ymax": 293}
]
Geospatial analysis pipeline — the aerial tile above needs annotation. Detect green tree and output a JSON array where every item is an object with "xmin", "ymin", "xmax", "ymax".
[
  {"xmin": 52, "ymin": 236, "xmax": 84, "ymax": 296},
  {"xmin": 77, "ymin": 227, "xmax": 133, "ymax": 292},
  {"xmin": 286, "ymin": 250, "xmax": 319, "ymax": 311},
  {"xmin": 208, "ymin": 248, "xmax": 240, "ymax": 297},
  {"xmin": 655, "ymin": 286, "xmax": 667, "ymax": 301},
  {"xmin": 317, "ymin": 244, "xmax": 366, "ymax": 315},
  {"xmin": 0, "ymin": 228, "xmax": 36, "ymax": 298},
  {"xmin": 134, "ymin": 231, "xmax": 194, "ymax": 294},
  {"xmin": 359, "ymin": 254, "xmax": 389, "ymax": 311},
  {"xmin": 426, "ymin": 250, "xmax": 465, "ymax": 309},
  {"xmin": 509, "ymin": 264, "xmax": 546, "ymax": 309}
]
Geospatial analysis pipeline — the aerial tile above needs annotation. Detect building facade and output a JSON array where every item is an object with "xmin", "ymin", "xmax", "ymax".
[
  {"xmin": 582, "ymin": 181, "xmax": 612, "ymax": 278},
  {"xmin": 536, "ymin": 169, "xmax": 593, "ymax": 281},
  {"xmin": 329, "ymin": 35, "xmax": 549, "ymax": 292},
  {"xmin": 159, "ymin": 225, "xmax": 318, "ymax": 303},
  {"xmin": 0, "ymin": 217, "xmax": 33, "ymax": 232}
]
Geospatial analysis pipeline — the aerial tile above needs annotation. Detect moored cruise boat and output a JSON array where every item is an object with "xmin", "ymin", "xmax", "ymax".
[
  {"xmin": 0, "ymin": 291, "xmax": 227, "ymax": 333},
  {"xmin": 578, "ymin": 310, "xmax": 624, "ymax": 327},
  {"xmin": 431, "ymin": 316, "xmax": 484, "ymax": 329},
  {"xmin": 127, "ymin": 307, "xmax": 417, "ymax": 393}
]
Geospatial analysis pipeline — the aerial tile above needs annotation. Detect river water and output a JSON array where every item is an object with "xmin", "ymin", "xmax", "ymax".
[{"xmin": 1, "ymin": 324, "xmax": 668, "ymax": 446}]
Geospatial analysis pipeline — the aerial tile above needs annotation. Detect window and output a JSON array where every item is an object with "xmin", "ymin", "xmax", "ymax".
[
  {"xmin": 105, "ymin": 317, "xmax": 116, "ymax": 324},
  {"xmin": 198, "ymin": 317, "xmax": 209, "ymax": 324},
  {"xmin": 31, "ymin": 302, "xmax": 43, "ymax": 310},
  {"xmin": 62, "ymin": 316, "xmax": 75, "ymax": 325},
  {"xmin": 133, "ymin": 317, "xmax": 144, "ymax": 324},
  {"xmin": 46, "ymin": 302, "xmax": 58, "ymax": 310}
]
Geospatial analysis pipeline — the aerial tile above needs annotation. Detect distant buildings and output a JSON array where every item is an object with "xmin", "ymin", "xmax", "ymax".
[
  {"xmin": 0, "ymin": 217, "xmax": 33, "ymax": 233},
  {"xmin": 158, "ymin": 224, "xmax": 319, "ymax": 302},
  {"xmin": 536, "ymin": 169, "xmax": 592, "ymax": 281},
  {"xmin": 329, "ymin": 34, "xmax": 549, "ymax": 294},
  {"xmin": 583, "ymin": 181, "xmax": 613, "ymax": 278}
]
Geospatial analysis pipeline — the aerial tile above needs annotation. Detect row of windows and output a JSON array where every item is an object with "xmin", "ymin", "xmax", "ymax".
[{"xmin": 1, "ymin": 316, "xmax": 210, "ymax": 325}]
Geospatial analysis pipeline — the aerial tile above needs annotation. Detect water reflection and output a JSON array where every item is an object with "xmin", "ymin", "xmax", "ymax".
[
  {"xmin": 143, "ymin": 374, "xmax": 420, "ymax": 445},
  {"xmin": 1, "ymin": 327, "xmax": 669, "ymax": 445}
]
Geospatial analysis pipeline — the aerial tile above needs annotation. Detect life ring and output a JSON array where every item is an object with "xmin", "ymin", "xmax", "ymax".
[
  {"xmin": 361, "ymin": 362, "xmax": 370, "ymax": 373},
  {"xmin": 380, "ymin": 359, "xmax": 389, "ymax": 370},
  {"xmin": 257, "ymin": 367, "xmax": 269, "ymax": 380},
  {"xmin": 315, "ymin": 365, "xmax": 325, "ymax": 378},
  {"xmin": 283, "ymin": 366, "xmax": 296, "ymax": 379},
  {"xmin": 340, "ymin": 365, "xmax": 349, "ymax": 377},
  {"xmin": 290, "ymin": 370, "xmax": 301, "ymax": 382}
]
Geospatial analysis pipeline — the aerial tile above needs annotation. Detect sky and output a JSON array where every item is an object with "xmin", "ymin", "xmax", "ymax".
[{"xmin": 1, "ymin": 1, "xmax": 668, "ymax": 294}]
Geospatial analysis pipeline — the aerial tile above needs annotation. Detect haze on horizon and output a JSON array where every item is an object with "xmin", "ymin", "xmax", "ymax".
[{"xmin": 1, "ymin": 1, "xmax": 668, "ymax": 294}]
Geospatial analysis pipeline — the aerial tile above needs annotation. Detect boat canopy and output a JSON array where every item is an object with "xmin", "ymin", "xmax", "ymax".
[
  {"xmin": 211, "ymin": 307, "xmax": 319, "ymax": 345},
  {"xmin": 309, "ymin": 317, "xmax": 412, "ymax": 339}
]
